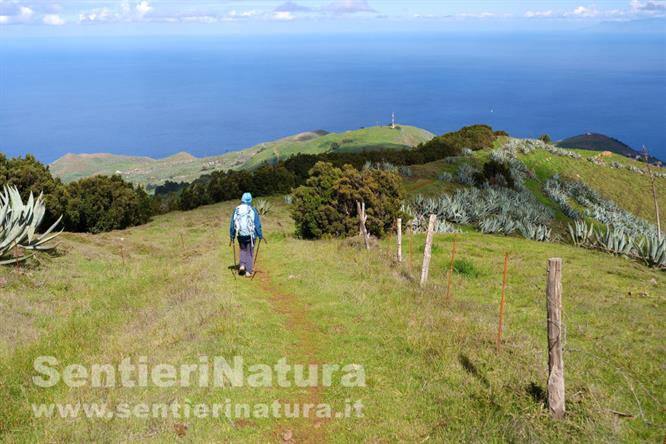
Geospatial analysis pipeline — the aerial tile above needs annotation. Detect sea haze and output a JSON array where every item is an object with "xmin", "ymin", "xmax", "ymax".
[{"xmin": 0, "ymin": 32, "xmax": 665, "ymax": 163}]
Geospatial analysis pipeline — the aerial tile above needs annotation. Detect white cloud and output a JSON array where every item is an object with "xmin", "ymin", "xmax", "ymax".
[
  {"xmin": 224, "ymin": 9, "xmax": 264, "ymax": 20},
  {"xmin": 79, "ymin": 0, "xmax": 156, "ymax": 24},
  {"xmin": 524, "ymin": 10, "xmax": 553, "ymax": 18},
  {"xmin": 19, "ymin": 5, "xmax": 32, "ymax": 18},
  {"xmin": 79, "ymin": 7, "xmax": 114, "ymax": 23},
  {"xmin": 43, "ymin": 13, "xmax": 64, "ymax": 25},
  {"xmin": 273, "ymin": 11, "xmax": 294, "ymax": 21},
  {"xmin": 135, "ymin": 0, "xmax": 151, "ymax": 17},
  {"xmin": 180, "ymin": 15, "xmax": 219, "ymax": 24},
  {"xmin": 457, "ymin": 11, "xmax": 496, "ymax": 18},
  {"xmin": 570, "ymin": 6, "xmax": 599, "ymax": 17},
  {"xmin": 0, "ymin": 1, "xmax": 34, "ymax": 24}
]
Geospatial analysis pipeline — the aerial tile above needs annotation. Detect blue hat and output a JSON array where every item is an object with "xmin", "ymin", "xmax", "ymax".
[{"xmin": 241, "ymin": 192, "xmax": 252, "ymax": 204}]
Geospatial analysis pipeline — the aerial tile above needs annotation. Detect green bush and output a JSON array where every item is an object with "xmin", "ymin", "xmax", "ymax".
[
  {"xmin": 64, "ymin": 175, "xmax": 152, "ymax": 233},
  {"xmin": 0, "ymin": 154, "xmax": 68, "ymax": 228},
  {"xmin": 440, "ymin": 124, "xmax": 497, "ymax": 152},
  {"xmin": 474, "ymin": 159, "xmax": 516, "ymax": 188},
  {"xmin": 291, "ymin": 161, "xmax": 404, "ymax": 239}
]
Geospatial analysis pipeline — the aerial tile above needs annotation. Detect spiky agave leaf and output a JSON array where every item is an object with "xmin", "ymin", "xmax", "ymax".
[
  {"xmin": 634, "ymin": 234, "xmax": 666, "ymax": 268},
  {"xmin": 0, "ymin": 185, "xmax": 62, "ymax": 263}
]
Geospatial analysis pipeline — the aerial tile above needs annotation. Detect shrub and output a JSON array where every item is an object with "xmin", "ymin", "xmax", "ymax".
[
  {"xmin": 0, "ymin": 154, "xmax": 68, "ymax": 228},
  {"xmin": 64, "ymin": 175, "xmax": 152, "ymax": 233},
  {"xmin": 474, "ymin": 159, "xmax": 515, "ymax": 188},
  {"xmin": 538, "ymin": 134, "xmax": 552, "ymax": 144},
  {"xmin": 439, "ymin": 124, "xmax": 497, "ymax": 151},
  {"xmin": 291, "ymin": 161, "xmax": 404, "ymax": 239}
]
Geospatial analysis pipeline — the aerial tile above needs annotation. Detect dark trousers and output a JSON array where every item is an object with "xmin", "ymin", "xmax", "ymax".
[{"xmin": 238, "ymin": 236, "xmax": 254, "ymax": 273}]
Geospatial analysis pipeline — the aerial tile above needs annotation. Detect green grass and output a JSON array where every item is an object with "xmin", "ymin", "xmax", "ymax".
[
  {"xmin": 519, "ymin": 149, "xmax": 666, "ymax": 225},
  {"xmin": 1, "ymin": 199, "xmax": 664, "ymax": 442},
  {"xmin": 50, "ymin": 125, "xmax": 435, "ymax": 188}
]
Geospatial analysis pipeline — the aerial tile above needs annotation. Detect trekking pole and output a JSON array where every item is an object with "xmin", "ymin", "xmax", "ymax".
[
  {"xmin": 251, "ymin": 238, "xmax": 262, "ymax": 280},
  {"xmin": 230, "ymin": 238, "xmax": 238, "ymax": 280}
]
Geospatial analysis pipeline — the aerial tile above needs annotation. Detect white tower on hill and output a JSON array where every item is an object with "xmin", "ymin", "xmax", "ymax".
[{"xmin": 391, "ymin": 112, "xmax": 396, "ymax": 129}]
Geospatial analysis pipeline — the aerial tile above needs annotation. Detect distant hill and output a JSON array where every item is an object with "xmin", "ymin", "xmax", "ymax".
[
  {"xmin": 556, "ymin": 133, "xmax": 662, "ymax": 164},
  {"xmin": 50, "ymin": 125, "xmax": 435, "ymax": 188}
]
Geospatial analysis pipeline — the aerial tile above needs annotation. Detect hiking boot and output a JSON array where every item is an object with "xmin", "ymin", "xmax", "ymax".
[{"xmin": 238, "ymin": 264, "xmax": 246, "ymax": 276}]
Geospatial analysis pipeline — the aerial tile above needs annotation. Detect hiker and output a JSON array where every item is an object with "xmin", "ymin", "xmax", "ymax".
[{"xmin": 230, "ymin": 192, "xmax": 263, "ymax": 277}]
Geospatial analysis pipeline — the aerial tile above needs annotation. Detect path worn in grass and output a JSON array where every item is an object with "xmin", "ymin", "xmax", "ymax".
[{"xmin": 258, "ymin": 271, "xmax": 328, "ymax": 443}]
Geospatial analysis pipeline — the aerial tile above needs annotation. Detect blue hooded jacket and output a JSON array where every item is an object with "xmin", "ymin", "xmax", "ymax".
[{"xmin": 230, "ymin": 193, "xmax": 263, "ymax": 241}]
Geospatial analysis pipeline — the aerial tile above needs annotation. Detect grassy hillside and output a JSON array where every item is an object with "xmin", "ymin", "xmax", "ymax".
[
  {"xmin": 404, "ymin": 141, "xmax": 666, "ymax": 227},
  {"xmin": 1, "ymin": 198, "xmax": 664, "ymax": 442},
  {"xmin": 49, "ymin": 125, "xmax": 434, "ymax": 189}
]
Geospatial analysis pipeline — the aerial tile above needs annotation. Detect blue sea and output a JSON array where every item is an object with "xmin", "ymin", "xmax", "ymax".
[{"xmin": 1, "ymin": 32, "xmax": 665, "ymax": 163}]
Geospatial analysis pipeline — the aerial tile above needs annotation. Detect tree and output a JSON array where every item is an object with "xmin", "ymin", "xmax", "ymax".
[
  {"xmin": 64, "ymin": 175, "xmax": 152, "ymax": 233},
  {"xmin": 292, "ymin": 161, "xmax": 404, "ymax": 239},
  {"xmin": 0, "ymin": 154, "xmax": 69, "ymax": 227}
]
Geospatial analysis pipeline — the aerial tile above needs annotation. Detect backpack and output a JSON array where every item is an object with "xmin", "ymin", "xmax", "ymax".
[{"xmin": 234, "ymin": 204, "xmax": 256, "ymax": 238}]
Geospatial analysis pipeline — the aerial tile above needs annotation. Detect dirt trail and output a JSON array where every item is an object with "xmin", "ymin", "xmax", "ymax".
[{"xmin": 258, "ymin": 271, "xmax": 328, "ymax": 443}]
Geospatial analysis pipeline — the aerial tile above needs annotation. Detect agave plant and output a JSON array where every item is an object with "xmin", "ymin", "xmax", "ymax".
[
  {"xmin": 594, "ymin": 225, "xmax": 634, "ymax": 255},
  {"xmin": 254, "ymin": 199, "xmax": 272, "ymax": 216},
  {"xmin": 634, "ymin": 234, "xmax": 666, "ymax": 268},
  {"xmin": 406, "ymin": 185, "xmax": 554, "ymax": 241},
  {"xmin": 480, "ymin": 215, "xmax": 517, "ymax": 234},
  {"xmin": 456, "ymin": 164, "xmax": 478, "ymax": 185},
  {"xmin": 518, "ymin": 221, "xmax": 551, "ymax": 242},
  {"xmin": 0, "ymin": 185, "xmax": 62, "ymax": 265},
  {"xmin": 434, "ymin": 220, "xmax": 459, "ymax": 233},
  {"xmin": 568, "ymin": 220, "xmax": 594, "ymax": 246}
]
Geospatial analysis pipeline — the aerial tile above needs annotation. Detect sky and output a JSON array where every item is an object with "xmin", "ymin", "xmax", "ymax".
[{"xmin": 1, "ymin": 0, "xmax": 666, "ymax": 35}]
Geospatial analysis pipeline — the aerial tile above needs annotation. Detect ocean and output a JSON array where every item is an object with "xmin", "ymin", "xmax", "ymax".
[{"xmin": 1, "ymin": 32, "xmax": 665, "ymax": 163}]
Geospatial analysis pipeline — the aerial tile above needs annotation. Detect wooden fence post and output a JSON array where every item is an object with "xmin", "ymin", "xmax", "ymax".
[
  {"xmin": 446, "ymin": 236, "xmax": 457, "ymax": 299},
  {"xmin": 546, "ymin": 258, "xmax": 565, "ymax": 419},
  {"xmin": 356, "ymin": 201, "xmax": 370, "ymax": 250},
  {"xmin": 397, "ymin": 218, "xmax": 402, "ymax": 262},
  {"xmin": 420, "ymin": 214, "xmax": 437, "ymax": 288},
  {"xmin": 496, "ymin": 252, "xmax": 509, "ymax": 353}
]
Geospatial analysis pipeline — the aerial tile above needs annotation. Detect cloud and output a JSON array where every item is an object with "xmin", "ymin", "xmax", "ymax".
[
  {"xmin": 324, "ymin": 0, "xmax": 375, "ymax": 15},
  {"xmin": 0, "ymin": 1, "xmax": 33, "ymax": 24},
  {"xmin": 79, "ymin": 8, "xmax": 114, "ymax": 23},
  {"xmin": 524, "ymin": 10, "xmax": 553, "ymax": 18},
  {"xmin": 631, "ymin": 0, "xmax": 666, "ymax": 11},
  {"xmin": 224, "ymin": 9, "xmax": 264, "ymax": 20},
  {"xmin": 43, "ymin": 13, "xmax": 64, "ymax": 25},
  {"xmin": 275, "ymin": 1, "xmax": 311, "ymax": 13},
  {"xmin": 135, "ymin": 0, "xmax": 151, "ymax": 17},
  {"xmin": 272, "ymin": 11, "xmax": 294, "ymax": 21},
  {"xmin": 456, "ymin": 11, "xmax": 496, "ymax": 18},
  {"xmin": 79, "ymin": 0, "xmax": 156, "ymax": 23},
  {"xmin": 565, "ymin": 5, "xmax": 600, "ymax": 17}
]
